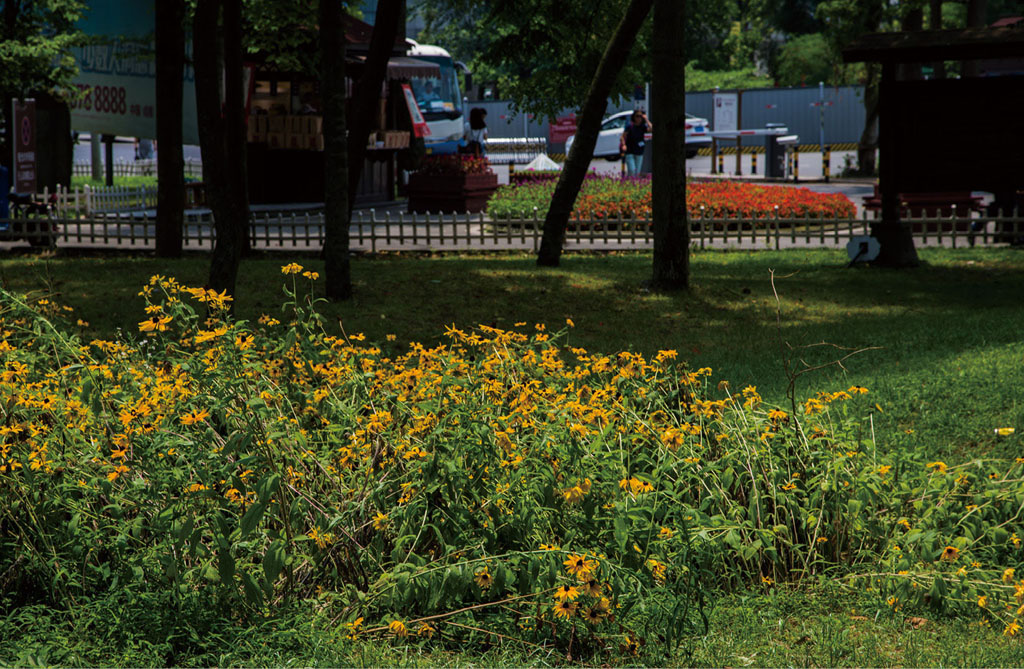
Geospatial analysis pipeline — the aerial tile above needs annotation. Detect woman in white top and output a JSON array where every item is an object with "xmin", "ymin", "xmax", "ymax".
[{"xmin": 466, "ymin": 107, "xmax": 488, "ymax": 156}]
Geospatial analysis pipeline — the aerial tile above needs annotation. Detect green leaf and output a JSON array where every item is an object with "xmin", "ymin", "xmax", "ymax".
[
  {"xmin": 263, "ymin": 540, "xmax": 286, "ymax": 585},
  {"xmin": 239, "ymin": 502, "xmax": 267, "ymax": 538}
]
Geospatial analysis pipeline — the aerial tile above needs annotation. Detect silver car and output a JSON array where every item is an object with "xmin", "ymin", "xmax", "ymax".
[{"xmin": 564, "ymin": 111, "xmax": 711, "ymax": 160}]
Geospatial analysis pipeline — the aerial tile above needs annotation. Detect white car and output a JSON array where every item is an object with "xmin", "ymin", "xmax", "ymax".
[{"xmin": 564, "ymin": 111, "xmax": 712, "ymax": 160}]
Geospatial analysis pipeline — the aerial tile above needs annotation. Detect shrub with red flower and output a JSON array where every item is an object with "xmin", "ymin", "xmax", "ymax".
[{"xmin": 417, "ymin": 154, "xmax": 493, "ymax": 176}]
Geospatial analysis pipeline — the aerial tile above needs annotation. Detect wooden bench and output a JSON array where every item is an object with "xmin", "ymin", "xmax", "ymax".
[{"xmin": 862, "ymin": 184, "xmax": 984, "ymax": 217}]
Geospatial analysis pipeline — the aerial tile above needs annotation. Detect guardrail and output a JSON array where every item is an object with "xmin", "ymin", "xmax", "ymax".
[
  {"xmin": 2, "ymin": 209, "xmax": 1021, "ymax": 252},
  {"xmin": 484, "ymin": 138, "xmax": 547, "ymax": 165}
]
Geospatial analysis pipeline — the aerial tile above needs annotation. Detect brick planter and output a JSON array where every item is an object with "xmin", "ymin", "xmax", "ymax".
[{"xmin": 407, "ymin": 172, "xmax": 498, "ymax": 214}]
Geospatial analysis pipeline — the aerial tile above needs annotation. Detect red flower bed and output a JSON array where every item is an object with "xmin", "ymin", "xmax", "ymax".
[
  {"xmin": 488, "ymin": 176, "xmax": 856, "ymax": 226},
  {"xmin": 688, "ymin": 181, "xmax": 855, "ymax": 220}
]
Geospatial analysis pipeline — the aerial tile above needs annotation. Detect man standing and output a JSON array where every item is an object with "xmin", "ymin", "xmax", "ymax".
[{"xmin": 620, "ymin": 109, "xmax": 651, "ymax": 176}]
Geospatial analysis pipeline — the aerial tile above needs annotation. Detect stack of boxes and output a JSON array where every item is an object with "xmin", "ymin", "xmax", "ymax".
[{"xmin": 248, "ymin": 114, "xmax": 325, "ymax": 151}]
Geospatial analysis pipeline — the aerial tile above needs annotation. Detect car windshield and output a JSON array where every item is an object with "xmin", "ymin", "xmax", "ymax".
[{"xmin": 409, "ymin": 56, "xmax": 461, "ymax": 121}]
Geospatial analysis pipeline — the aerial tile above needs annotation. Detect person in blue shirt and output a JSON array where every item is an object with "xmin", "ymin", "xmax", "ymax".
[{"xmin": 619, "ymin": 110, "xmax": 652, "ymax": 176}]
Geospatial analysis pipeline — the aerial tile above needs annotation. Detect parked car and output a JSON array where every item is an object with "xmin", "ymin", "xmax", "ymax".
[{"xmin": 564, "ymin": 111, "xmax": 712, "ymax": 160}]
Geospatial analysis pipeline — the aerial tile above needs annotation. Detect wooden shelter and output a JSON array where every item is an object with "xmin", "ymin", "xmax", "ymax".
[{"xmin": 843, "ymin": 22, "xmax": 1024, "ymax": 265}]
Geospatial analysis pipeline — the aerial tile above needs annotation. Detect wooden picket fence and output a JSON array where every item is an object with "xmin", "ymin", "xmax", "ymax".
[
  {"xmin": 72, "ymin": 158, "xmax": 203, "ymax": 179},
  {"xmin": 2, "ymin": 207, "xmax": 1022, "ymax": 252}
]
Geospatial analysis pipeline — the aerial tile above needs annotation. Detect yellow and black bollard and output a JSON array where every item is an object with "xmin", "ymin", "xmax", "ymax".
[
  {"xmin": 509, "ymin": 162, "xmax": 516, "ymax": 180},
  {"xmin": 751, "ymin": 150, "xmax": 758, "ymax": 175},
  {"xmin": 717, "ymin": 148, "xmax": 724, "ymax": 174},
  {"xmin": 823, "ymin": 144, "xmax": 831, "ymax": 182},
  {"xmin": 793, "ymin": 149, "xmax": 799, "ymax": 182}
]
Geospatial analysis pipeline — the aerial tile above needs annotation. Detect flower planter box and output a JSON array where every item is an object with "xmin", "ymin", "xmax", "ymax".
[{"xmin": 407, "ymin": 172, "xmax": 498, "ymax": 214}]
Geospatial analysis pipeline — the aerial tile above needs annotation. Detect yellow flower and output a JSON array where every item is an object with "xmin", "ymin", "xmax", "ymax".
[
  {"xmin": 554, "ymin": 584, "xmax": 580, "ymax": 602},
  {"xmin": 887, "ymin": 595, "xmax": 898, "ymax": 608},
  {"xmin": 552, "ymin": 599, "xmax": 577, "ymax": 619},
  {"xmin": 565, "ymin": 318, "xmax": 574, "ymax": 328},
  {"xmin": 658, "ymin": 527, "xmax": 674, "ymax": 540},
  {"xmin": 1004, "ymin": 568, "xmax": 1016, "ymax": 583},
  {"xmin": 978, "ymin": 595, "xmax": 988, "ymax": 608},
  {"xmin": 301, "ymin": 270, "xmax": 319, "ymax": 280},
  {"xmin": 138, "ymin": 314, "xmax": 172, "ymax": 332},
  {"xmin": 416, "ymin": 622, "xmax": 435, "ymax": 638},
  {"xmin": 372, "ymin": 512, "xmax": 389, "ymax": 530},
  {"xmin": 1005, "ymin": 620, "xmax": 1021, "ymax": 637},
  {"xmin": 582, "ymin": 578, "xmax": 603, "ymax": 597},
  {"xmin": 940, "ymin": 545, "xmax": 959, "ymax": 561},
  {"xmin": 878, "ymin": 465, "xmax": 892, "ymax": 476},
  {"xmin": 563, "ymin": 553, "xmax": 597, "ymax": 580},
  {"xmin": 281, "ymin": 263, "xmax": 304, "ymax": 275},
  {"xmin": 926, "ymin": 461, "xmax": 948, "ymax": 473},
  {"xmin": 583, "ymin": 606, "xmax": 605, "ymax": 624},
  {"xmin": 474, "ymin": 566, "xmax": 493, "ymax": 591},
  {"xmin": 180, "ymin": 409, "xmax": 210, "ymax": 426},
  {"xmin": 388, "ymin": 619, "xmax": 407, "ymax": 637}
]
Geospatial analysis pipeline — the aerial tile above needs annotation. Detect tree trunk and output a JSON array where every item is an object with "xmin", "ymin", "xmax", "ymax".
[
  {"xmin": 872, "ymin": 62, "xmax": 918, "ymax": 268},
  {"xmin": 194, "ymin": 0, "xmax": 245, "ymax": 297},
  {"xmin": 321, "ymin": 0, "xmax": 352, "ymax": 300},
  {"xmin": 156, "ymin": 0, "xmax": 185, "ymax": 257},
  {"xmin": 536, "ymin": 0, "xmax": 653, "ymax": 267},
  {"xmin": 347, "ymin": 0, "xmax": 402, "ymax": 210},
  {"xmin": 857, "ymin": 65, "xmax": 879, "ymax": 174},
  {"xmin": 929, "ymin": 0, "xmax": 945, "ymax": 78},
  {"xmin": 963, "ymin": 0, "xmax": 987, "ymax": 77},
  {"xmin": 900, "ymin": 8, "xmax": 923, "ymax": 80},
  {"xmin": 650, "ymin": 0, "xmax": 687, "ymax": 290},
  {"xmin": 223, "ymin": 0, "xmax": 250, "ymax": 253}
]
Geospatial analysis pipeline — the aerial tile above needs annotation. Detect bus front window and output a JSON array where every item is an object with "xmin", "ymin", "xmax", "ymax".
[{"xmin": 409, "ymin": 57, "xmax": 461, "ymax": 121}]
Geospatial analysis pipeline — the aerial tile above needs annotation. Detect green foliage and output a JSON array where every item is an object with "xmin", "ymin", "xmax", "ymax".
[
  {"xmin": 0, "ymin": 0, "xmax": 87, "ymax": 101},
  {"xmin": 685, "ymin": 62, "xmax": 771, "ymax": 92},
  {"xmin": 415, "ymin": 0, "xmax": 652, "ymax": 118},
  {"xmin": 774, "ymin": 33, "xmax": 835, "ymax": 87}
]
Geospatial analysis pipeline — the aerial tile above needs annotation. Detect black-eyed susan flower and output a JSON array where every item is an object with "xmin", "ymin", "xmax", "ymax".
[
  {"xmin": 281, "ymin": 263, "xmax": 303, "ymax": 275},
  {"xmin": 180, "ymin": 409, "xmax": 210, "ymax": 426},
  {"xmin": 940, "ymin": 545, "xmax": 960, "ymax": 561},
  {"xmin": 552, "ymin": 599, "xmax": 577, "ymax": 619},
  {"xmin": 1004, "ymin": 568, "xmax": 1016, "ymax": 583},
  {"xmin": 583, "ymin": 607, "xmax": 605, "ymax": 624},
  {"xmin": 138, "ymin": 314, "xmax": 172, "ymax": 333},
  {"xmin": 563, "ymin": 553, "xmax": 596, "ymax": 580},
  {"xmin": 582, "ymin": 578, "xmax": 603, "ymax": 598},
  {"xmin": 474, "ymin": 566, "xmax": 493, "ymax": 591},
  {"xmin": 554, "ymin": 584, "xmax": 579, "ymax": 602},
  {"xmin": 388, "ymin": 619, "xmax": 407, "ymax": 637}
]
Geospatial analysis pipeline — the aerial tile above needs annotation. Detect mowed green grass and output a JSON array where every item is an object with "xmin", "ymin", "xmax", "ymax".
[{"xmin": 2, "ymin": 246, "xmax": 1024, "ymax": 666}]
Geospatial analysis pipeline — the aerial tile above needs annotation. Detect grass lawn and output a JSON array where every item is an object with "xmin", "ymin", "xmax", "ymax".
[{"xmin": 2, "ymin": 246, "xmax": 1023, "ymax": 665}]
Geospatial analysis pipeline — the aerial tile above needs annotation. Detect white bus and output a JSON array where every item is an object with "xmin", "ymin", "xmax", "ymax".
[{"xmin": 406, "ymin": 41, "xmax": 464, "ymax": 155}]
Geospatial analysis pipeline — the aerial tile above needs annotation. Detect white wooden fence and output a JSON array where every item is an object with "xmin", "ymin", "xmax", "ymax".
[
  {"xmin": 72, "ymin": 158, "xmax": 203, "ymax": 179},
  {"xmin": 2, "ymin": 207, "xmax": 1022, "ymax": 252}
]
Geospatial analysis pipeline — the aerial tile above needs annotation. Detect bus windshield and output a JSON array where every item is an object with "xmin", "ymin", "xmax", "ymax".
[{"xmin": 409, "ymin": 55, "xmax": 461, "ymax": 121}]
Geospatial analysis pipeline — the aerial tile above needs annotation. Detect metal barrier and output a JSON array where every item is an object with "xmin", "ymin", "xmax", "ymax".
[{"xmin": 484, "ymin": 138, "xmax": 547, "ymax": 165}]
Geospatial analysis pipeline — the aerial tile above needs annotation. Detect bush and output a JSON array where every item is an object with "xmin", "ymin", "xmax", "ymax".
[
  {"xmin": 487, "ymin": 176, "xmax": 856, "ymax": 223},
  {"xmin": 3, "ymin": 271, "xmax": 1024, "ymax": 653}
]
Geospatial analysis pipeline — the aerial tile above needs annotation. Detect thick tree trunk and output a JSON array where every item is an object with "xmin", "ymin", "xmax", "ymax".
[
  {"xmin": 872, "ymin": 62, "xmax": 918, "ymax": 268},
  {"xmin": 650, "ymin": 0, "xmax": 687, "ymax": 290},
  {"xmin": 929, "ymin": 0, "xmax": 945, "ymax": 78},
  {"xmin": 195, "ymin": 0, "xmax": 246, "ymax": 297},
  {"xmin": 900, "ymin": 9, "xmax": 923, "ymax": 80},
  {"xmin": 223, "ymin": 0, "xmax": 250, "ymax": 253},
  {"xmin": 347, "ymin": 0, "xmax": 402, "ymax": 210},
  {"xmin": 156, "ymin": 0, "xmax": 185, "ymax": 257},
  {"xmin": 857, "ymin": 66, "xmax": 879, "ymax": 175},
  {"xmin": 321, "ymin": 0, "xmax": 352, "ymax": 300},
  {"xmin": 536, "ymin": 0, "xmax": 653, "ymax": 267},
  {"xmin": 963, "ymin": 0, "xmax": 987, "ymax": 77}
]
